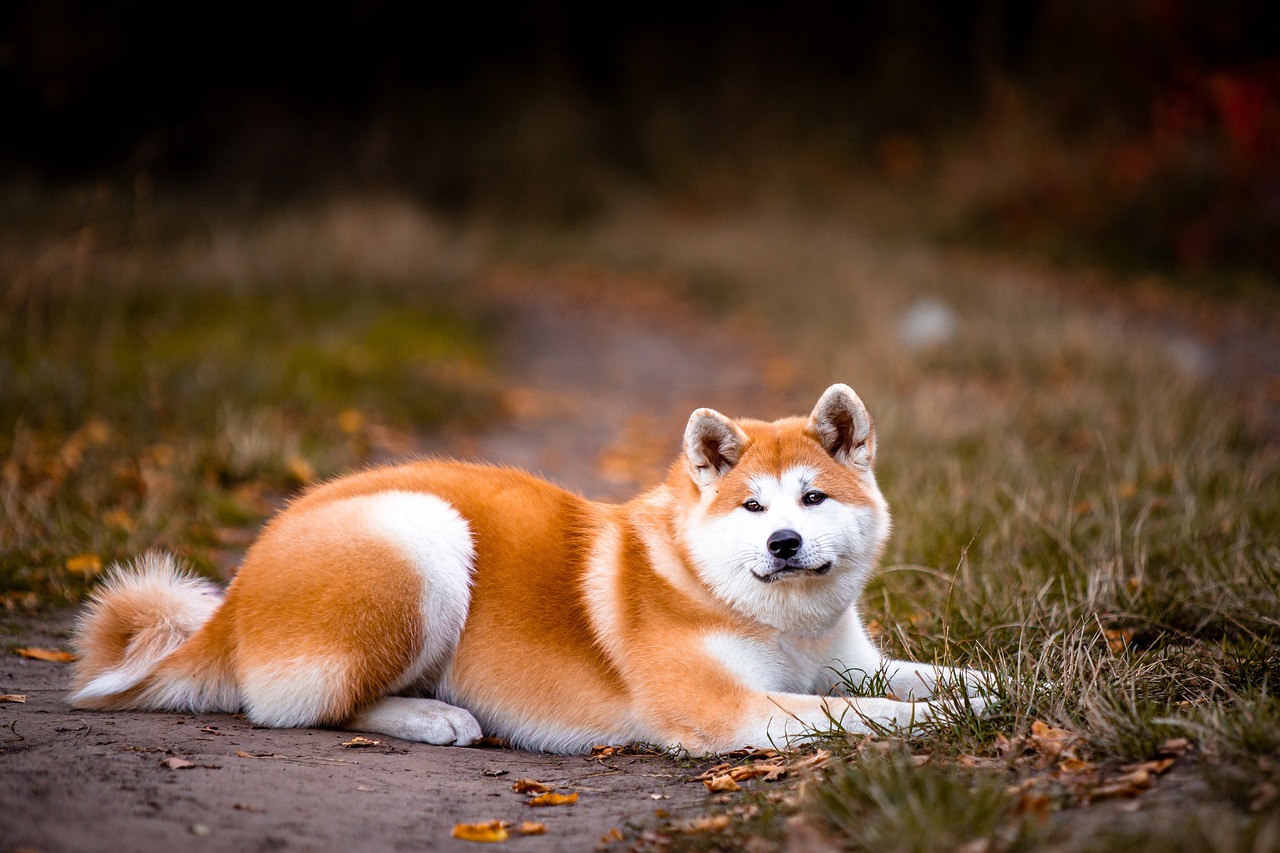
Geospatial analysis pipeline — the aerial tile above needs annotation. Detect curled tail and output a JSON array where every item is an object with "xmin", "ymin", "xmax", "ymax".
[{"xmin": 69, "ymin": 552, "xmax": 238, "ymax": 713}]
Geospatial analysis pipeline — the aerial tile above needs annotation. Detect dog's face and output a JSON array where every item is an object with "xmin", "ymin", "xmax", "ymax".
[{"xmin": 678, "ymin": 384, "xmax": 891, "ymax": 632}]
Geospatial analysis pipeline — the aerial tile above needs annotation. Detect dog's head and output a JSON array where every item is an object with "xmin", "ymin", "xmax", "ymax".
[{"xmin": 676, "ymin": 384, "xmax": 891, "ymax": 632}]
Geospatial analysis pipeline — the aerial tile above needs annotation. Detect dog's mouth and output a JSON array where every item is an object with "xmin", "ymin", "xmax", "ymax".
[{"xmin": 752, "ymin": 561, "xmax": 833, "ymax": 584}]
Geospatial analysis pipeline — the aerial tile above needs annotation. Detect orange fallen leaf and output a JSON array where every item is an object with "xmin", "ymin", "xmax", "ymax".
[
  {"xmin": 511, "ymin": 779, "xmax": 553, "ymax": 794},
  {"xmin": 678, "ymin": 815, "xmax": 730, "ymax": 834},
  {"xmin": 1157, "ymin": 738, "xmax": 1193, "ymax": 757},
  {"xmin": 1104, "ymin": 627, "xmax": 1136, "ymax": 653},
  {"xmin": 0, "ymin": 694, "xmax": 26, "ymax": 703},
  {"xmin": 162, "ymin": 757, "xmax": 196, "ymax": 769},
  {"xmin": 341, "ymin": 736, "xmax": 382, "ymax": 748},
  {"xmin": 65, "ymin": 553, "xmax": 103, "ymax": 575},
  {"xmin": 517, "ymin": 822, "xmax": 546, "ymax": 836},
  {"xmin": 703, "ymin": 774, "xmax": 741, "ymax": 793},
  {"xmin": 15, "ymin": 647, "xmax": 77, "ymax": 662},
  {"xmin": 528, "ymin": 791, "xmax": 578, "ymax": 807},
  {"xmin": 599, "ymin": 827, "xmax": 624, "ymax": 844},
  {"xmin": 1121, "ymin": 758, "xmax": 1176, "ymax": 776},
  {"xmin": 1058, "ymin": 757, "xmax": 1095, "ymax": 774},
  {"xmin": 451, "ymin": 821, "xmax": 509, "ymax": 842}
]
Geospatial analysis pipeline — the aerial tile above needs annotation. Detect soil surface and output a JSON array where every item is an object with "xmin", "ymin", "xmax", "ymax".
[{"xmin": 0, "ymin": 277, "xmax": 794, "ymax": 853}]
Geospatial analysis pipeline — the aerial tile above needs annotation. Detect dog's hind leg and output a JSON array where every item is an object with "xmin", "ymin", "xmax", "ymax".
[{"xmin": 229, "ymin": 490, "xmax": 477, "ymax": 735}]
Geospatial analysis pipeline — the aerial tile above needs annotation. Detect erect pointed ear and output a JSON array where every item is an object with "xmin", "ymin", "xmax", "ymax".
[
  {"xmin": 806, "ymin": 383, "xmax": 875, "ymax": 468},
  {"xmin": 684, "ymin": 408, "xmax": 749, "ymax": 489}
]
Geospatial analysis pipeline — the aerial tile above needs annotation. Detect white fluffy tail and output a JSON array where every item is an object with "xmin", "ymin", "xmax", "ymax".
[{"xmin": 69, "ymin": 552, "xmax": 234, "ymax": 711}]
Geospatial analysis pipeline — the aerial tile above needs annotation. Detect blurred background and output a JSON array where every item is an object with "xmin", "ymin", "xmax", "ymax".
[{"xmin": 4, "ymin": 0, "xmax": 1279, "ymax": 280}]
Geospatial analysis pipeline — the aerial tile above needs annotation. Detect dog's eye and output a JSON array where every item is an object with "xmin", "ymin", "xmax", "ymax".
[
  {"xmin": 743, "ymin": 499, "xmax": 765, "ymax": 513},
  {"xmin": 802, "ymin": 490, "xmax": 828, "ymax": 506}
]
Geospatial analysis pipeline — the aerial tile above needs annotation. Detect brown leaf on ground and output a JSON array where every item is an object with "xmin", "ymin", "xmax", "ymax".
[
  {"xmin": 677, "ymin": 815, "xmax": 730, "ymax": 834},
  {"xmin": 1105, "ymin": 627, "xmax": 1136, "ymax": 653},
  {"xmin": 1157, "ymin": 738, "xmax": 1193, "ymax": 756},
  {"xmin": 15, "ymin": 647, "xmax": 77, "ymax": 662},
  {"xmin": 0, "ymin": 694, "xmax": 27, "ymax": 703},
  {"xmin": 1121, "ymin": 758, "xmax": 1176, "ymax": 776},
  {"xmin": 703, "ymin": 773, "xmax": 741, "ymax": 793},
  {"xmin": 517, "ymin": 822, "xmax": 546, "ymax": 836},
  {"xmin": 528, "ymin": 791, "xmax": 578, "ymax": 807},
  {"xmin": 790, "ymin": 750, "xmax": 832, "ymax": 773},
  {"xmin": 1029, "ymin": 721, "xmax": 1080, "ymax": 767},
  {"xmin": 341, "ymin": 736, "xmax": 381, "ymax": 748},
  {"xmin": 511, "ymin": 779, "xmax": 553, "ymax": 795},
  {"xmin": 451, "ymin": 821, "xmax": 509, "ymax": 842},
  {"xmin": 161, "ymin": 757, "xmax": 196, "ymax": 769}
]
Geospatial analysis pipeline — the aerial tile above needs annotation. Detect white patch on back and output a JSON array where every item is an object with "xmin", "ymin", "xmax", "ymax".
[
  {"xmin": 358, "ymin": 490, "xmax": 476, "ymax": 693},
  {"xmin": 582, "ymin": 516, "xmax": 627, "ymax": 669}
]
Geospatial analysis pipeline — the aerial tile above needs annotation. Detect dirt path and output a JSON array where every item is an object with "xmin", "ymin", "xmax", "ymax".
[{"xmin": 0, "ymin": 276, "xmax": 795, "ymax": 853}]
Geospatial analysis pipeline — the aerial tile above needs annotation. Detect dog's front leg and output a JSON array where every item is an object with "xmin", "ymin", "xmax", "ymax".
[
  {"xmin": 728, "ymin": 691, "xmax": 949, "ymax": 750},
  {"xmin": 822, "ymin": 609, "xmax": 996, "ymax": 706}
]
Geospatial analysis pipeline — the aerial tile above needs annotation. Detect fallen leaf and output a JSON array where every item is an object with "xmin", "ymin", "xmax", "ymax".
[
  {"xmin": 451, "ymin": 821, "xmax": 509, "ymax": 842},
  {"xmin": 162, "ymin": 757, "xmax": 196, "ymax": 769},
  {"xmin": 518, "ymin": 822, "xmax": 546, "ymax": 836},
  {"xmin": 1105, "ymin": 627, "xmax": 1136, "ymax": 653},
  {"xmin": 511, "ymin": 779, "xmax": 552, "ymax": 795},
  {"xmin": 1058, "ymin": 757, "xmax": 1095, "ymax": 774},
  {"xmin": 677, "ymin": 815, "xmax": 730, "ymax": 834},
  {"xmin": 15, "ymin": 647, "xmax": 77, "ymax": 662},
  {"xmin": 341, "ymin": 736, "xmax": 382, "ymax": 748},
  {"xmin": 1029, "ymin": 721, "xmax": 1080, "ymax": 767},
  {"xmin": 65, "ymin": 553, "xmax": 103, "ymax": 575},
  {"xmin": 1157, "ymin": 738, "xmax": 1193, "ymax": 757},
  {"xmin": 789, "ymin": 750, "xmax": 832, "ymax": 772},
  {"xmin": 200, "ymin": 726, "xmax": 225, "ymax": 736},
  {"xmin": 235, "ymin": 750, "xmax": 255, "ymax": 758},
  {"xmin": 0, "ymin": 694, "xmax": 26, "ymax": 703},
  {"xmin": 1015, "ymin": 791, "xmax": 1051, "ymax": 820},
  {"xmin": 528, "ymin": 791, "xmax": 578, "ymax": 807},
  {"xmin": 599, "ymin": 827, "xmax": 623, "ymax": 844},
  {"xmin": 1121, "ymin": 758, "xmax": 1176, "ymax": 776},
  {"xmin": 703, "ymin": 774, "xmax": 741, "ymax": 793}
]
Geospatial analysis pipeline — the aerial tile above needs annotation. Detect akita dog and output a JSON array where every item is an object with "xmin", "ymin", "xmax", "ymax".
[{"xmin": 70, "ymin": 384, "xmax": 991, "ymax": 754}]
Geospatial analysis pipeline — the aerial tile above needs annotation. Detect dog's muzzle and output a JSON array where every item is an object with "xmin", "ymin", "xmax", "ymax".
[{"xmin": 751, "ymin": 561, "xmax": 833, "ymax": 583}]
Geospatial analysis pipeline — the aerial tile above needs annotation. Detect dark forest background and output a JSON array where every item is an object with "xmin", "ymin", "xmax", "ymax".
[{"xmin": 4, "ymin": 1, "xmax": 1279, "ymax": 279}]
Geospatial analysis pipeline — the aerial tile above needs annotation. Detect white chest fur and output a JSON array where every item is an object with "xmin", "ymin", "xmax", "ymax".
[{"xmin": 703, "ymin": 631, "xmax": 835, "ymax": 694}]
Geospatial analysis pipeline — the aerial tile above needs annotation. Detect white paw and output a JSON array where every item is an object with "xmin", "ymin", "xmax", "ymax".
[{"xmin": 347, "ymin": 697, "xmax": 483, "ymax": 746}]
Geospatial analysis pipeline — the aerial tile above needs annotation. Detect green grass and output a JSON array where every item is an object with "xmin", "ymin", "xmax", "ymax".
[
  {"xmin": 4, "ymin": 186, "xmax": 1278, "ymax": 849},
  {"xmin": 528, "ymin": 205, "xmax": 1280, "ymax": 850}
]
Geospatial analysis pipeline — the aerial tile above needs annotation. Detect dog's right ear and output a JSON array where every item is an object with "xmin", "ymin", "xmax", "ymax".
[{"xmin": 684, "ymin": 408, "xmax": 749, "ymax": 489}]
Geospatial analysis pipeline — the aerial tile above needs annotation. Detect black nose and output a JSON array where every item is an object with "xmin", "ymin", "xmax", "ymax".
[{"xmin": 767, "ymin": 529, "xmax": 803, "ymax": 559}]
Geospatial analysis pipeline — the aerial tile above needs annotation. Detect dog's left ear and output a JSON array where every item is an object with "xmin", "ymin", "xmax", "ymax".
[
  {"xmin": 685, "ymin": 408, "xmax": 749, "ymax": 489},
  {"xmin": 807, "ymin": 383, "xmax": 875, "ymax": 469}
]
